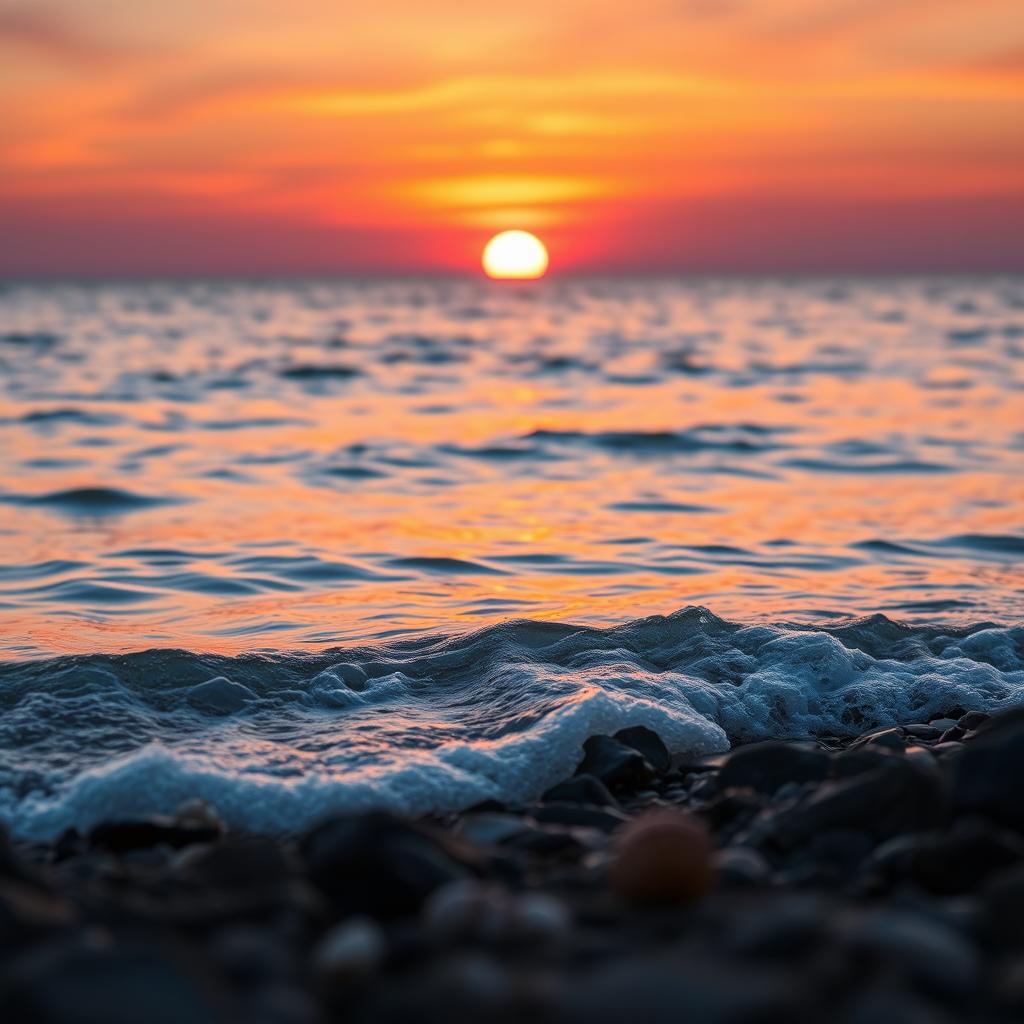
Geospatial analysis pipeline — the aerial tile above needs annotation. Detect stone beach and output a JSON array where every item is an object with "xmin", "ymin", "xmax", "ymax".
[{"xmin": 4, "ymin": 707, "xmax": 1024, "ymax": 1022}]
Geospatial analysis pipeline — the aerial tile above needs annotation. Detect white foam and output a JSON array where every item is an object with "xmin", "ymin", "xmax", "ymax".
[{"xmin": 1, "ymin": 614, "xmax": 1021, "ymax": 839}]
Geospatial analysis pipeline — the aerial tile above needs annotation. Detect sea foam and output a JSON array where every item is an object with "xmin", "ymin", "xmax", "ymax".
[{"xmin": 1, "ymin": 609, "xmax": 1020, "ymax": 839}]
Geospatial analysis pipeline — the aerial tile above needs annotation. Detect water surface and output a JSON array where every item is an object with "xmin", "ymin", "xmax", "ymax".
[{"xmin": 1, "ymin": 276, "xmax": 1020, "ymax": 657}]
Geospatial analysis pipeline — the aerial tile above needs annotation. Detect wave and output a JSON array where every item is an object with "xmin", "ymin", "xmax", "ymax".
[{"xmin": 0, "ymin": 608, "xmax": 1020, "ymax": 840}]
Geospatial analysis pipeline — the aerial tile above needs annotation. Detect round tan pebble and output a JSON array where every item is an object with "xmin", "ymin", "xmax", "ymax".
[{"xmin": 609, "ymin": 808, "xmax": 715, "ymax": 905}]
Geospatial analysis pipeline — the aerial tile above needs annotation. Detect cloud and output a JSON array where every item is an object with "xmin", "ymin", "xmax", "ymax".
[{"xmin": 0, "ymin": 5, "xmax": 123, "ymax": 66}]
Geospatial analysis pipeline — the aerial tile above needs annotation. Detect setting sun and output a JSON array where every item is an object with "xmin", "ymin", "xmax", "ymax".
[{"xmin": 482, "ymin": 231, "xmax": 549, "ymax": 280}]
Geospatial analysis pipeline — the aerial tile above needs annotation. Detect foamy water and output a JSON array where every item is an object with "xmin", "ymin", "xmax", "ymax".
[{"xmin": 0, "ymin": 276, "xmax": 1021, "ymax": 835}]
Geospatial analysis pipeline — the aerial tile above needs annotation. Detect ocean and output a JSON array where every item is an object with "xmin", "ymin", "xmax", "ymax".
[{"xmin": 0, "ymin": 275, "xmax": 1021, "ymax": 838}]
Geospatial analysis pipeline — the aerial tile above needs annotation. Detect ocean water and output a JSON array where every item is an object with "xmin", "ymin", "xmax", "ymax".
[{"xmin": 0, "ymin": 276, "xmax": 1022, "ymax": 837}]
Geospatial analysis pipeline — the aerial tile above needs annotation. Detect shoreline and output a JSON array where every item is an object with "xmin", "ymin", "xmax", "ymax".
[{"xmin": 4, "ymin": 708, "xmax": 1024, "ymax": 1022}]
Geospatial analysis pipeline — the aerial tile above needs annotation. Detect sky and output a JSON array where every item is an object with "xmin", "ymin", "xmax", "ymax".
[{"xmin": 1, "ymin": 0, "xmax": 1023, "ymax": 274}]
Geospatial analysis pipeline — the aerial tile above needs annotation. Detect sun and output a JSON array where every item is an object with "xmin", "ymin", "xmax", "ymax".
[{"xmin": 482, "ymin": 230, "xmax": 549, "ymax": 280}]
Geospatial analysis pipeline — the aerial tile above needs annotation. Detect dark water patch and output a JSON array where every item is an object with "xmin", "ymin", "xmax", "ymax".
[
  {"xmin": 0, "ymin": 559, "xmax": 87, "ymax": 581},
  {"xmin": 526, "ymin": 427, "xmax": 782, "ymax": 455},
  {"xmin": 226, "ymin": 555, "xmax": 381, "ymax": 583},
  {"xmin": 385, "ymin": 556, "xmax": 507, "ymax": 576},
  {"xmin": 886, "ymin": 599, "xmax": 977, "ymax": 612},
  {"xmin": 608, "ymin": 501, "xmax": 717, "ymax": 514},
  {"xmin": 111, "ymin": 548, "xmax": 221, "ymax": 564},
  {"xmin": 317, "ymin": 465, "xmax": 388, "ymax": 480},
  {"xmin": 19, "ymin": 579, "xmax": 160, "ymax": 605},
  {"xmin": 2, "ymin": 487, "xmax": 183, "ymax": 516},
  {"xmin": 155, "ymin": 572, "xmax": 290, "ymax": 596},
  {"xmin": 947, "ymin": 328, "xmax": 989, "ymax": 345},
  {"xmin": 279, "ymin": 364, "xmax": 361, "ymax": 381},
  {"xmin": 21, "ymin": 458, "xmax": 86, "ymax": 470},
  {"xmin": 852, "ymin": 539, "xmax": 927, "ymax": 557},
  {"xmin": 201, "ymin": 416, "xmax": 311, "ymax": 431},
  {"xmin": 0, "ymin": 331, "xmax": 60, "ymax": 349},
  {"xmin": 488, "ymin": 553, "xmax": 571, "ymax": 566},
  {"xmin": 779, "ymin": 458, "xmax": 953, "ymax": 474},
  {"xmin": 13, "ymin": 408, "xmax": 123, "ymax": 428},
  {"xmin": 936, "ymin": 534, "xmax": 1024, "ymax": 557},
  {"xmin": 441, "ymin": 443, "xmax": 557, "ymax": 462}
]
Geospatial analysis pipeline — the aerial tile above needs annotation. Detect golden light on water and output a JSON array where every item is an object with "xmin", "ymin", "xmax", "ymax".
[{"xmin": 482, "ymin": 231, "xmax": 549, "ymax": 279}]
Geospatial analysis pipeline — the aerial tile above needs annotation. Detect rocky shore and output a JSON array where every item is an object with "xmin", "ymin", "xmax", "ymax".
[{"xmin": 3, "ymin": 708, "xmax": 1024, "ymax": 1023}]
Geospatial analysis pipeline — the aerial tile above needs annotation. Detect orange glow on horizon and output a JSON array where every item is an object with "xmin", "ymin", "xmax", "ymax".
[{"xmin": 0, "ymin": 1, "xmax": 1021, "ymax": 273}]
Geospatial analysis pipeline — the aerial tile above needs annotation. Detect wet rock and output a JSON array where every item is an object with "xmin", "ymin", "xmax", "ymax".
[
  {"xmin": 558, "ymin": 958, "xmax": 804, "ymax": 1024},
  {"xmin": 213, "ymin": 925, "xmax": 293, "ymax": 988},
  {"xmin": 0, "ymin": 936, "xmax": 226, "ymax": 1023},
  {"xmin": 174, "ymin": 798, "xmax": 224, "ymax": 833},
  {"xmin": 422, "ymin": 880, "xmax": 570, "ymax": 947},
  {"xmin": 311, "ymin": 916, "xmax": 387, "ymax": 983},
  {"xmin": 952, "ymin": 708, "xmax": 1024, "ymax": 829},
  {"xmin": 179, "ymin": 836, "xmax": 295, "ymax": 889},
  {"xmin": 541, "ymin": 773, "xmax": 619, "ymax": 808},
  {"xmin": 865, "ymin": 820, "xmax": 1024, "ymax": 895},
  {"xmin": 752, "ymin": 757, "xmax": 947, "ymax": 852},
  {"xmin": 850, "ymin": 727, "xmax": 906, "ymax": 753},
  {"xmin": 959, "ymin": 711, "xmax": 990, "ymax": 731},
  {"xmin": 980, "ymin": 865, "xmax": 1024, "ymax": 946},
  {"xmin": 718, "ymin": 741, "xmax": 830, "ymax": 796},
  {"xmin": 575, "ymin": 734, "xmax": 656, "ymax": 790},
  {"xmin": 727, "ymin": 894, "xmax": 826, "ymax": 957},
  {"xmin": 903, "ymin": 723, "xmax": 942, "ymax": 742},
  {"xmin": 698, "ymin": 789, "xmax": 764, "ymax": 836},
  {"xmin": 0, "ymin": 879, "xmax": 77, "ymax": 950},
  {"xmin": 609, "ymin": 808, "xmax": 714, "ymax": 905},
  {"xmin": 930, "ymin": 718, "xmax": 959, "ymax": 732},
  {"xmin": 533, "ymin": 802, "xmax": 628, "ymax": 833},
  {"xmin": 832, "ymin": 746, "xmax": 901, "ymax": 779},
  {"xmin": 88, "ymin": 816, "xmax": 221, "ymax": 854},
  {"xmin": 714, "ymin": 847, "xmax": 773, "ymax": 888},
  {"xmin": 839, "ymin": 908, "xmax": 980, "ymax": 997},
  {"xmin": 613, "ymin": 725, "xmax": 671, "ymax": 774},
  {"xmin": 300, "ymin": 812, "xmax": 477, "ymax": 918}
]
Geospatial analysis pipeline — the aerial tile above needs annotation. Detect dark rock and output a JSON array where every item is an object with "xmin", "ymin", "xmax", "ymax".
[
  {"xmin": 179, "ymin": 837, "xmax": 295, "ymax": 888},
  {"xmin": 959, "ymin": 711, "xmax": 991, "ymax": 732},
  {"xmin": 718, "ymin": 741, "xmax": 830, "ymax": 795},
  {"xmin": 212, "ymin": 925, "xmax": 293, "ymax": 988},
  {"xmin": 864, "ymin": 820, "xmax": 1024, "ymax": 895},
  {"xmin": 613, "ymin": 726, "xmax": 671, "ymax": 774},
  {"xmin": 903, "ymin": 723, "xmax": 942, "ymax": 742},
  {"xmin": 952, "ymin": 708, "xmax": 1024, "ymax": 829},
  {"xmin": 575, "ymin": 735, "xmax": 655, "ymax": 791},
  {"xmin": 832, "ymin": 746, "xmax": 901, "ymax": 779},
  {"xmin": 698, "ymin": 789, "xmax": 764, "ymax": 834},
  {"xmin": 88, "ymin": 817, "xmax": 221, "ymax": 854},
  {"xmin": 850, "ymin": 727, "xmax": 906, "ymax": 753},
  {"xmin": 300, "ymin": 812, "xmax": 478, "ymax": 918},
  {"xmin": 940, "ymin": 726, "xmax": 966, "ymax": 744},
  {"xmin": 714, "ymin": 847, "xmax": 772, "ymax": 887},
  {"xmin": 542, "ymin": 773, "xmax": 619, "ymax": 808},
  {"xmin": 0, "ymin": 936, "xmax": 226, "ymax": 1023},
  {"xmin": 533, "ymin": 802, "xmax": 628, "ymax": 833},
  {"xmin": 557, "ymin": 959, "xmax": 805, "ymax": 1024},
  {"xmin": 980, "ymin": 865, "xmax": 1024, "ymax": 947},
  {"xmin": 801, "ymin": 828, "xmax": 875, "ymax": 878},
  {"xmin": 0, "ymin": 880, "xmax": 77, "ymax": 951},
  {"xmin": 727, "ymin": 894, "xmax": 826, "ymax": 957},
  {"xmin": 839, "ymin": 908, "xmax": 980, "ymax": 998},
  {"xmin": 749, "ymin": 758, "xmax": 947, "ymax": 852}
]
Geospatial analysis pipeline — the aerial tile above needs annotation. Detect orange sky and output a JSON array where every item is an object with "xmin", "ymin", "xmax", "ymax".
[{"xmin": 1, "ymin": 0, "xmax": 1023, "ymax": 273}]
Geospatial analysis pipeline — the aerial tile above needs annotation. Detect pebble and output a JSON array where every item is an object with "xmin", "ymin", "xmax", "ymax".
[
  {"xmin": 311, "ymin": 917, "xmax": 387, "ymax": 982},
  {"xmin": 609, "ymin": 808, "xmax": 715, "ymax": 905}
]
